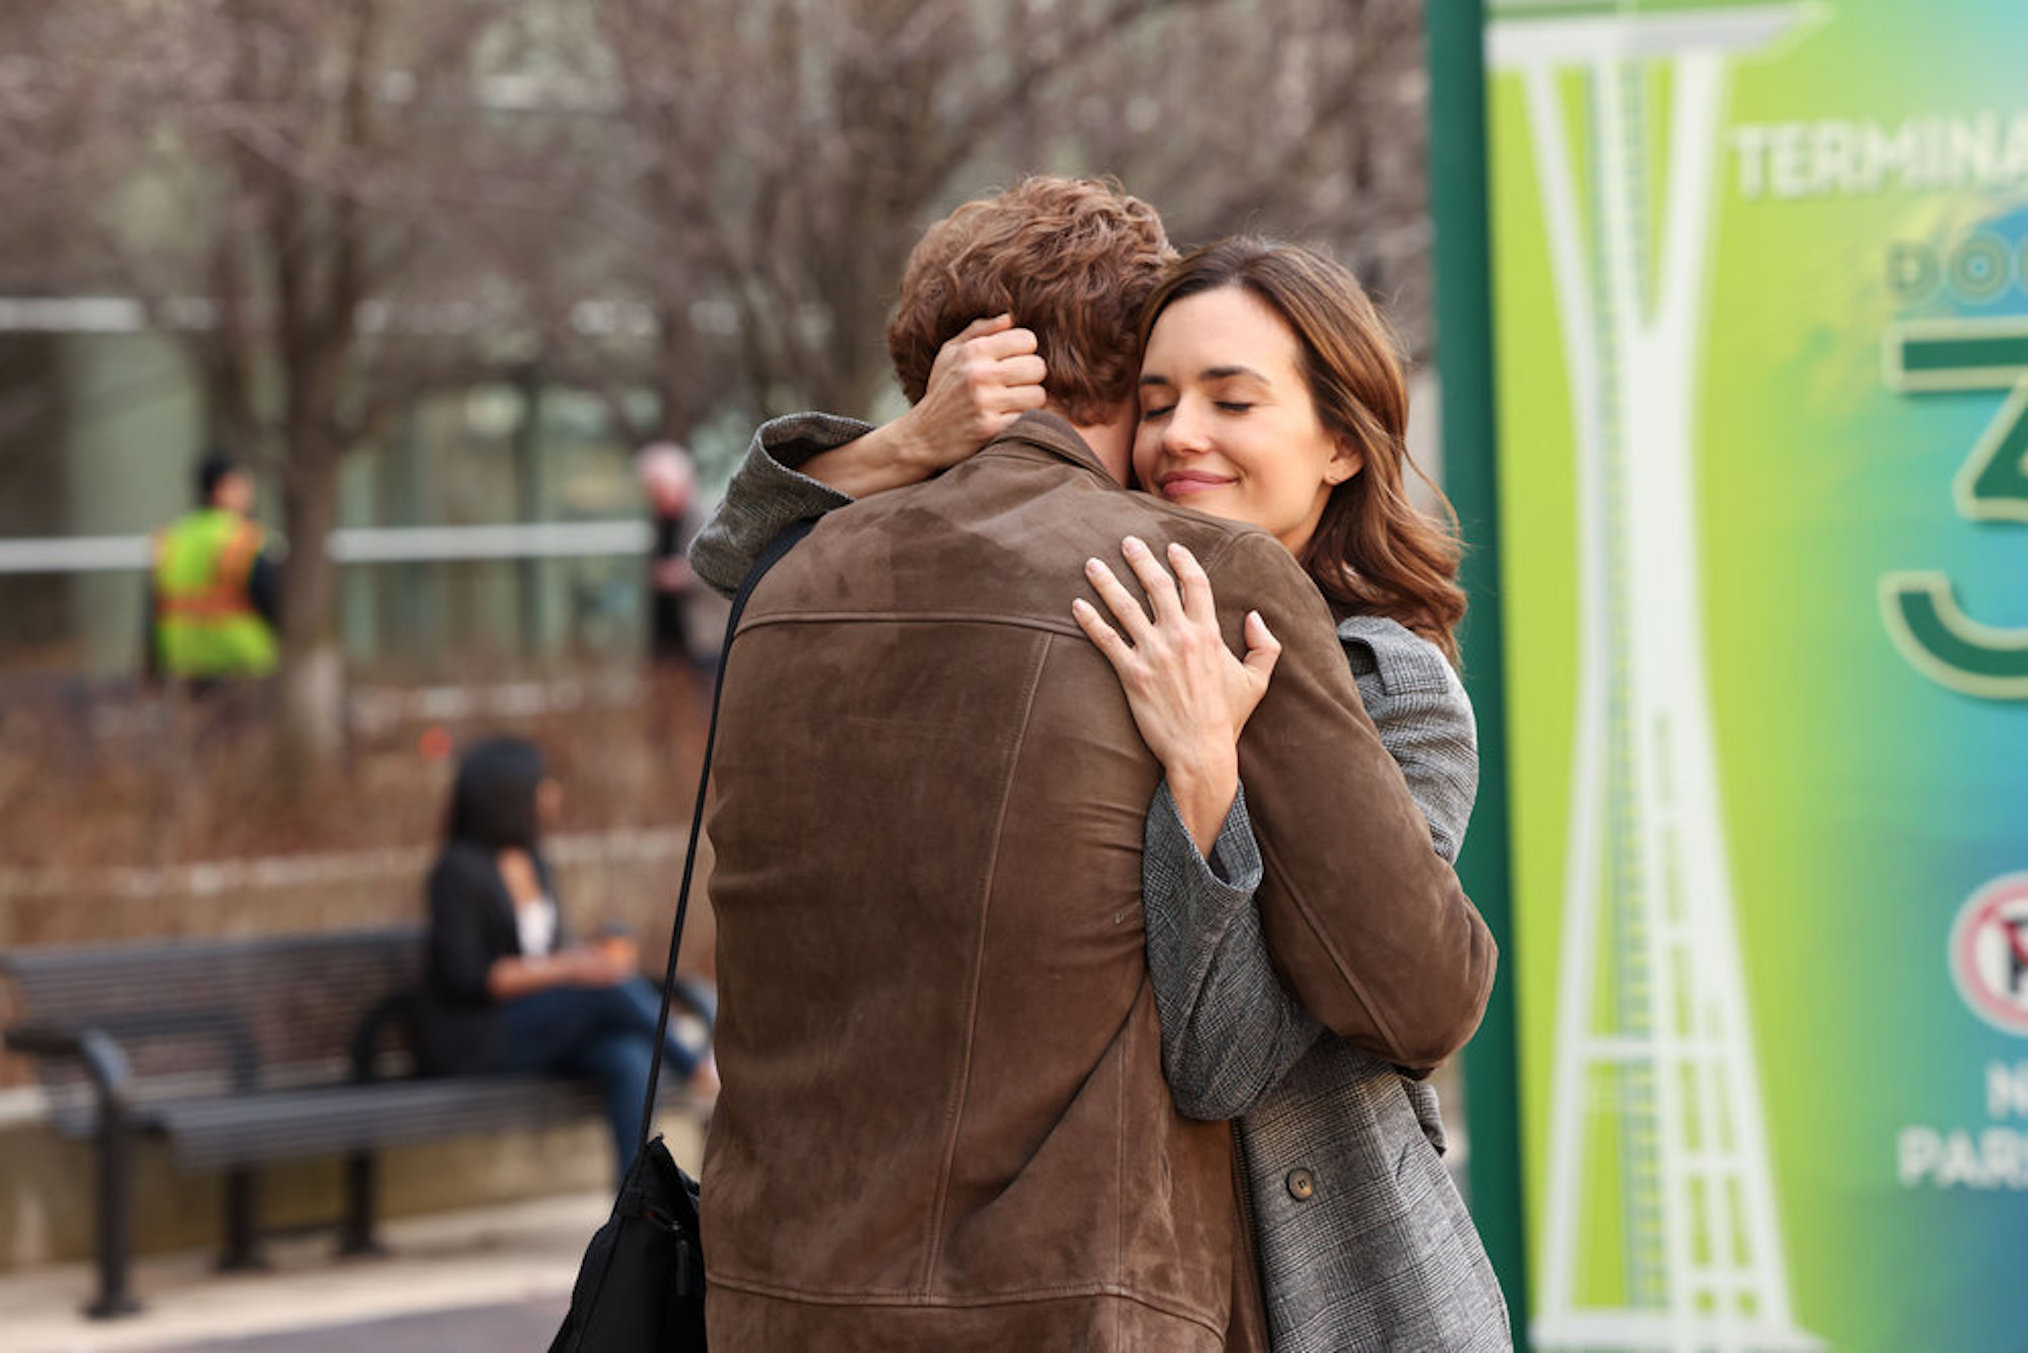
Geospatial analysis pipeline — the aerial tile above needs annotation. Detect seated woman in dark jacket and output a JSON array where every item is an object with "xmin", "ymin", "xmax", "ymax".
[{"xmin": 415, "ymin": 737, "xmax": 710, "ymax": 1179}]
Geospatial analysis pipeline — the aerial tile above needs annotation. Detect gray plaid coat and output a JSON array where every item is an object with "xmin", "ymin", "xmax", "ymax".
[
  {"xmin": 694, "ymin": 418, "xmax": 1510, "ymax": 1350},
  {"xmin": 1147, "ymin": 619, "xmax": 1510, "ymax": 1351}
]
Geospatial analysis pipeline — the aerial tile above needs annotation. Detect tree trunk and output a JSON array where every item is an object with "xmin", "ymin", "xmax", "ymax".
[{"xmin": 275, "ymin": 446, "xmax": 346, "ymax": 782}]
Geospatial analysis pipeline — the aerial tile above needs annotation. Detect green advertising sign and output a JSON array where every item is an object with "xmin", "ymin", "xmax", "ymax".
[{"xmin": 1483, "ymin": 1, "xmax": 2028, "ymax": 1347}]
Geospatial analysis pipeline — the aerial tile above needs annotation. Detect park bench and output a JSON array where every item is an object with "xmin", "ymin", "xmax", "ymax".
[{"xmin": 0, "ymin": 925, "xmax": 713, "ymax": 1318}]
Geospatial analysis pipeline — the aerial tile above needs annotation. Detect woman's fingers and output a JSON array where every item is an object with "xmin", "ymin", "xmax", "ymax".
[
  {"xmin": 1167, "ymin": 543, "xmax": 1217, "ymax": 623},
  {"xmin": 975, "ymin": 336, "xmax": 1045, "ymax": 418},
  {"xmin": 1083, "ymin": 557, "xmax": 1155, "ymax": 641},
  {"xmin": 1242, "ymin": 609, "xmax": 1282, "ymax": 685},
  {"xmin": 978, "ymin": 351, "xmax": 1047, "ymax": 417},
  {"xmin": 1074, "ymin": 551, "xmax": 1279, "ymax": 783},
  {"xmin": 913, "ymin": 314, "xmax": 1051, "ymax": 451},
  {"xmin": 944, "ymin": 313, "xmax": 1015, "ymax": 347},
  {"xmin": 970, "ymin": 317, "xmax": 1039, "ymax": 360},
  {"xmin": 1082, "ymin": 540, "xmax": 1261, "ymax": 685},
  {"xmin": 949, "ymin": 313, "xmax": 1042, "ymax": 389},
  {"xmin": 1119, "ymin": 536, "xmax": 1183, "ymax": 624},
  {"xmin": 999, "ymin": 353, "xmax": 1049, "ymax": 397},
  {"xmin": 1071, "ymin": 597, "xmax": 1136, "ymax": 674}
]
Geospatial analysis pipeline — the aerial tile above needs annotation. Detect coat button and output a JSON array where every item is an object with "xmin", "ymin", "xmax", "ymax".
[{"xmin": 1285, "ymin": 1168, "xmax": 1316, "ymax": 1201}]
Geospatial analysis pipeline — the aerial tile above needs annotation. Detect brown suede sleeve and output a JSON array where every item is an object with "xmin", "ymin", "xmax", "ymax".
[{"xmin": 1203, "ymin": 530, "xmax": 1496, "ymax": 1069}]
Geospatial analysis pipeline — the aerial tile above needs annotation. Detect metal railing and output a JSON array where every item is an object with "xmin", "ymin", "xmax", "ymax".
[{"xmin": 0, "ymin": 521, "xmax": 655, "ymax": 575}]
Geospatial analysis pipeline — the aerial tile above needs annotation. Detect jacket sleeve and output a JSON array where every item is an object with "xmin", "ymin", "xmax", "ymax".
[
  {"xmin": 689, "ymin": 413, "xmax": 870, "ymax": 596},
  {"xmin": 1143, "ymin": 781, "xmax": 1324, "ymax": 1119},
  {"xmin": 1199, "ymin": 531, "xmax": 1496, "ymax": 1069},
  {"xmin": 1143, "ymin": 623, "xmax": 1480, "ymax": 1117},
  {"xmin": 426, "ymin": 849, "xmax": 507, "ymax": 1006}
]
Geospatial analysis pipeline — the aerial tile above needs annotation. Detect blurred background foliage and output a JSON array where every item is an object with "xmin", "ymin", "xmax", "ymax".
[{"xmin": 0, "ymin": 0, "xmax": 1435, "ymax": 937}]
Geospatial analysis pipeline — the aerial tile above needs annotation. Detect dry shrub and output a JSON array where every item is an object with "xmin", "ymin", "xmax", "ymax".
[{"xmin": 0, "ymin": 665, "xmax": 713, "ymax": 943}]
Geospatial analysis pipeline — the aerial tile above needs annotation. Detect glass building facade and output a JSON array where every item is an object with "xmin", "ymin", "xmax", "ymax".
[{"xmin": 0, "ymin": 329, "xmax": 678, "ymax": 681}]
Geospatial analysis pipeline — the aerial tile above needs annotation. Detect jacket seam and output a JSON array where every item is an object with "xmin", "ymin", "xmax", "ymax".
[
  {"xmin": 707, "ymin": 1272, "xmax": 1226, "ymax": 1336},
  {"xmin": 1231, "ymin": 1121, "xmax": 1266, "ymax": 1343},
  {"xmin": 737, "ymin": 610, "xmax": 1090, "ymax": 639},
  {"xmin": 918, "ymin": 628, "xmax": 1052, "ymax": 1295},
  {"xmin": 1194, "ymin": 530, "xmax": 1248, "ymax": 580},
  {"xmin": 1115, "ymin": 935, "xmax": 1127, "ymax": 1302},
  {"xmin": 731, "ymin": 521, "xmax": 1261, "ymax": 644}
]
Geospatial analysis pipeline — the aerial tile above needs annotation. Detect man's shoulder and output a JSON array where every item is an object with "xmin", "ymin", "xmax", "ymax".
[
  {"xmin": 1088, "ymin": 494, "xmax": 1291, "ymax": 570},
  {"xmin": 746, "ymin": 416, "xmax": 1315, "ymax": 624},
  {"xmin": 986, "ymin": 409, "xmax": 1092, "ymax": 461},
  {"xmin": 1160, "ymin": 511, "xmax": 1314, "ymax": 595},
  {"xmin": 973, "ymin": 453, "xmax": 1303, "ymax": 583},
  {"xmin": 980, "ymin": 417, "xmax": 1290, "ymax": 557}
]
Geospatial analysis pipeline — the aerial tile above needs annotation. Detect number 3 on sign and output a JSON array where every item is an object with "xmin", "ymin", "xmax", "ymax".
[{"xmin": 1881, "ymin": 317, "xmax": 2028, "ymax": 698}]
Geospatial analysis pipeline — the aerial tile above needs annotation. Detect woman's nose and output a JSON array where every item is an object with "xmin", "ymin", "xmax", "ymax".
[{"xmin": 1163, "ymin": 397, "xmax": 1212, "ymax": 455}]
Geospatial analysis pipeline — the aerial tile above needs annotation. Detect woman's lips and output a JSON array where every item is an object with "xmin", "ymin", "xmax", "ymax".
[{"xmin": 1156, "ymin": 471, "xmax": 1233, "ymax": 498}]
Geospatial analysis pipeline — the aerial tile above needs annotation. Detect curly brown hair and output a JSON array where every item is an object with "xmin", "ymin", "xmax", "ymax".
[
  {"xmin": 888, "ymin": 176, "xmax": 1176, "ymax": 425},
  {"xmin": 1138, "ymin": 238, "xmax": 1467, "ymax": 664}
]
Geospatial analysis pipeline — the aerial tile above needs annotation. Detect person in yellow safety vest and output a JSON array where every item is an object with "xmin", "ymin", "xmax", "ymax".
[{"xmin": 144, "ymin": 452, "xmax": 281, "ymax": 687}]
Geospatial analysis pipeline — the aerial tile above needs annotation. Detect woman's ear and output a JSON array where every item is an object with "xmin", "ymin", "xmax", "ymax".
[{"xmin": 1325, "ymin": 437, "xmax": 1364, "ymax": 486}]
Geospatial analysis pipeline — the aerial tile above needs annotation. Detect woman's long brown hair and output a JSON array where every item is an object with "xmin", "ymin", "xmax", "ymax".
[{"xmin": 1137, "ymin": 238, "xmax": 1466, "ymax": 665}]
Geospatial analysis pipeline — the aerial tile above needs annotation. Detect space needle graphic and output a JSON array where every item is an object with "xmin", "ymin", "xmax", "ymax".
[{"xmin": 1488, "ymin": 3, "xmax": 1821, "ymax": 1348}]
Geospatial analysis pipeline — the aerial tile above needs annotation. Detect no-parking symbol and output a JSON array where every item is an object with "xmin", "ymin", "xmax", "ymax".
[{"xmin": 1951, "ymin": 874, "xmax": 2028, "ymax": 1036}]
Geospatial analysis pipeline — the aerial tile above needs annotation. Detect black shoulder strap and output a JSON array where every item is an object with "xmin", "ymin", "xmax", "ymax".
[{"xmin": 638, "ymin": 517, "xmax": 818, "ymax": 1148}]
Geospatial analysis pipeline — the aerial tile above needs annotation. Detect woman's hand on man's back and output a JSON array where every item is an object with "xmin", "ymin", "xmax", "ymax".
[{"xmin": 1072, "ymin": 537, "xmax": 1281, "ymax": 854}]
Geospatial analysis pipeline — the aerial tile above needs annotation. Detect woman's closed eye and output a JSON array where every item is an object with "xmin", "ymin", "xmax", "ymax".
[{"xmin": 1140, "ymin": 402, "xmax": 1176, "ymax": 422}]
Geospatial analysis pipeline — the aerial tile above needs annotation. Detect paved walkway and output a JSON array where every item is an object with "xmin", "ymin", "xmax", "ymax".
[
  {"xmin": 147, "ymin": 1298, "xmax": 567, "ymax": 1353},
  {"xmin": 0, "ymin": 1191, "xmax": 605, "ymax": 1353},
  {"xmin": 148, "ymin": 1299, "xmax": 569, "ymax": 1352}
]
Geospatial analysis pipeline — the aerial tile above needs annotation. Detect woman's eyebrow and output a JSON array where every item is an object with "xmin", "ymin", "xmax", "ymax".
[{"xmin": 1140, "ymin": 365, "xmax": 1272, "ymax": 388}]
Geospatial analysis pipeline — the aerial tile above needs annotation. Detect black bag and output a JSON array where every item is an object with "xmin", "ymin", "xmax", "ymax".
[
  {"xmin": 547, "ymin": 518, "xmax": 816, "ymax": 1353},
  {"xmin": 546, "ymin": 1136, "xmax": 706, "ymax": 1351}
]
